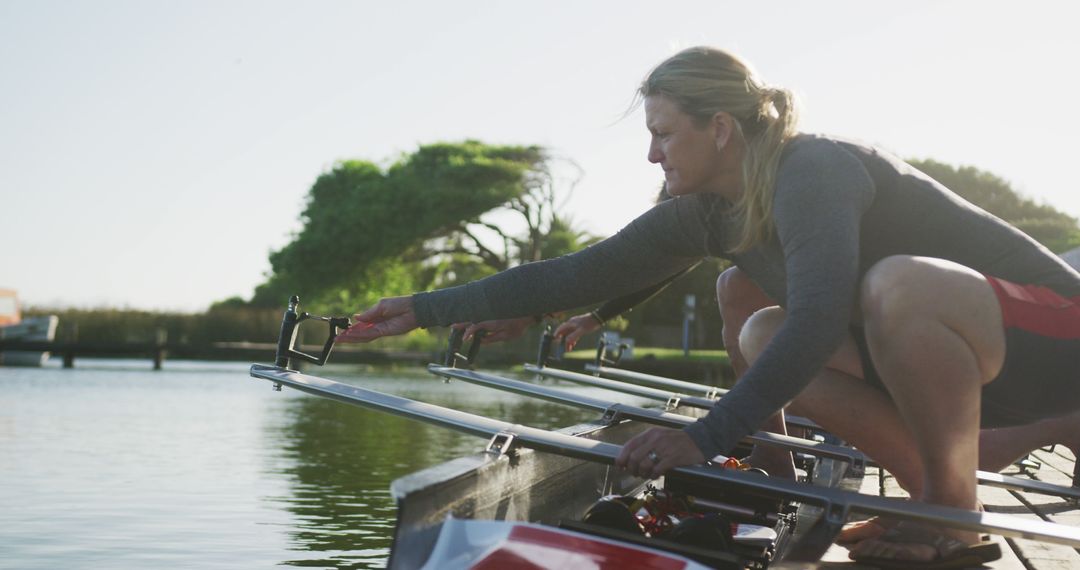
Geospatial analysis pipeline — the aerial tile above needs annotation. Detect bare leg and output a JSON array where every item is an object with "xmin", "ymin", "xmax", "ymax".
[
  {"xmin": 740, "ymin": 258, "xmax": 1078, "ymax": 556},
  {"xmin": 833, "ymin": 410, "xmax": 1080, "ymax": 546},
  {"xmin": 738, "ymin": 307, "xmax": 924, "ymax": 493},
  {"xmin": 720, "ymin": 267, "xmax": 925, "ymax": 489},
  {"xmin": 739, "ymin": 304, "xmax": 935, "ymax": 546},
  {"xmin": 980, "ymin": 410, "xmax": 1080, "ymax": 472},
  {"xmin": 717, "ymin": 266, "xmax": 776, "ymax": 379},
  {"xmin": 850, "ymin": 256, "xmax": 1006, "ymax": 561},
  {"xmin": 715, "ymin": 267, "xmax": 794, "ymax": 477}
]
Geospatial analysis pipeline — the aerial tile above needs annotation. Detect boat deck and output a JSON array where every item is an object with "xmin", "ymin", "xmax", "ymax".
[{"xmin": 822, "ymin": 445, "xmax": 1079, "ymax": 568}]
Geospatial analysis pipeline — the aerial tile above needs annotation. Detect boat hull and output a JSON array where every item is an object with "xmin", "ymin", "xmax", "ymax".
[
  {"xmin": 0, "ymin": 315, "xmax": 58, "ymax": 366},
  {"xmin": 389, "ymin": 416, "xmax": 662, "ymax": 569},
  {"xmin": 386, "ymin": 402, "xmax": 857, "ymax": 569}
]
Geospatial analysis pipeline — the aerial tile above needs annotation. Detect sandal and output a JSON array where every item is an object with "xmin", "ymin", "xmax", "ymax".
[
  {"xmin": 837, "ymin": 500, "xmax": 985, "ymax": 547},
  {"xmin": 849, "ymin": 521, "xmax": 1001, "ymax": 569}
]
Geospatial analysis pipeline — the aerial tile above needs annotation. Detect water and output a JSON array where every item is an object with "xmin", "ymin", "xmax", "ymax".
[{"xmin": 0, "ymin": 359, "xmax": 650, "ymax": 569}]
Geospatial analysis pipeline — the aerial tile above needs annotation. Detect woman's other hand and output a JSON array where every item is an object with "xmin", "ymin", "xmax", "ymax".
[
  {"xmin": 553, "ymin": 312, "xmax": 603, "ymax": 351},
  {"xmin": 451, "ymin": 316, "xmax": 535, "ymax": 345},
  {"xmin": 337, "ymin": 296, "xmax": 418, "ymax": 343}
]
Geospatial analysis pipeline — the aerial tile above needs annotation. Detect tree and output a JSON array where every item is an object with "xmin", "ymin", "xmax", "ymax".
[
  {"xmin": 909, "ymin": 159, "xmax": 1080, "ymax": 252},
  {"xmin": 252, "ymin": 141, "xmax": 594, "ymax": 311}
]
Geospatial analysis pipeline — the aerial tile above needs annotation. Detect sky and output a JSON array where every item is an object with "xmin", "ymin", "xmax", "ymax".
[{"xmin": 2, "ymin": 1, "xmax": 1078, "ymax": 312}]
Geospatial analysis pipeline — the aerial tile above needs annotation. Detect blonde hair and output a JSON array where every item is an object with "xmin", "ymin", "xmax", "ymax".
[{"xmin": 639, "ymin": 47, "xmax": 799, "ymax": 252}]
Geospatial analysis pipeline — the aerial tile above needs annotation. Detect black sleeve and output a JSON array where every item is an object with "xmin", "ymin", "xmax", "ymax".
[
  {"xmin": 684, "ymin": 139, "xmax": 875, "ymax": 457},
  {"xmin": 412, "ymin": 195, "xmax": 717, "ymax": 327}
]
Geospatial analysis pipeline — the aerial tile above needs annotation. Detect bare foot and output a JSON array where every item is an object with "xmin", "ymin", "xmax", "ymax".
[{"xmin": 836, "ymin": 517, "xmax": 893, "ymax": 544}]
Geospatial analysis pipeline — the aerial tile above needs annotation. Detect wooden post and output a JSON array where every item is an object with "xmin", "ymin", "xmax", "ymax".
[
  {"xmin": 63, "ymin": 323, "xmax": 78, "ymax": 368},
  {"xmin": 153, "ymin": 328, "xmax": 167, "ymax": 370}
]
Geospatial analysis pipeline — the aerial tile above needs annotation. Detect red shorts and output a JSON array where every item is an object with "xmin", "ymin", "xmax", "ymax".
[
  {"xmin": 980, "ymin": 276, "xmax": 1080, "ymax": 426},
  {"xmin": 854, "ymin": 276, "xmax": 1080, "ymax": 428}
]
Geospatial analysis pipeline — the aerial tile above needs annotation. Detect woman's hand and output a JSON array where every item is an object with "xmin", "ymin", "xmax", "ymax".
[
  {"xmin": 615, "ymin": 427, "xmax": 706, "ymax": 479},
  {"xmin": 452, "ymin": 316, "xmax": 535, "ymax": 345},
  {"xmin": 337, "ymin": 296, "xmax": 418, "ymax": 343},
  {"xmin": 553, "ymin": 312, "xmax": 603, "ymax": 351}
]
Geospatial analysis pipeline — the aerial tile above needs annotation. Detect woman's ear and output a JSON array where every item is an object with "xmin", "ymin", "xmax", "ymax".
[{"xmin": 712, "ymin": 112, "xmax": 734, "ymax": 151}]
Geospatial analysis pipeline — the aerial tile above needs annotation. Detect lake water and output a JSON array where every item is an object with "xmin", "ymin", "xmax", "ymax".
[{"xmin": 0, "ymin": 359, "xmax": 651, "ymax": 569}]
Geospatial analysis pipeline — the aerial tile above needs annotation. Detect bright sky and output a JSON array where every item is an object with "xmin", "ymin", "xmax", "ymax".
[{"xmin": 2, "ymin": 1, "xmax": 1078, "ymax": 312}]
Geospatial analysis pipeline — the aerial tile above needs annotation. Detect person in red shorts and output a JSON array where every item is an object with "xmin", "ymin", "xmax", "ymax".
[{"xmin": 338, "ymin": 46, "xmax": 1080, "ymax": 566}]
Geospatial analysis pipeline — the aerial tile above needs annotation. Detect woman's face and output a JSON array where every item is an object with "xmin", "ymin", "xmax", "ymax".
[{"xmin": 644, "ymin": 95, "xmax": 727, "ymax": 197}]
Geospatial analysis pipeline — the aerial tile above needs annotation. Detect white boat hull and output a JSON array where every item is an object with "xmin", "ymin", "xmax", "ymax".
[{"xmin": 0, "ymin": 315, "xmax": 59, "ymax": 366}]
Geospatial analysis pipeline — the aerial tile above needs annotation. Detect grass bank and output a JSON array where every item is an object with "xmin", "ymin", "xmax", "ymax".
[{"xmin": 563, "ymin": 347, "xmax": 730, "ymax": 365}]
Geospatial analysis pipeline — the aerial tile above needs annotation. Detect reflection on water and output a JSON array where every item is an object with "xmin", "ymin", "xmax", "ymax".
[
  {"xmin": 0, "ymin": 360, "xmax": 644, "ymax": 569},
  {"xmin": 269, "ymin": 368, "xmax": 607, "ymax": 569}
]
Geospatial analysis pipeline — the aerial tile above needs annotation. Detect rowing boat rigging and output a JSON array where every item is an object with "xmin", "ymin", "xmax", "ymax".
[{"xmin": 250, "ymin": 296, "xmax": 1080, "ymax": 568}]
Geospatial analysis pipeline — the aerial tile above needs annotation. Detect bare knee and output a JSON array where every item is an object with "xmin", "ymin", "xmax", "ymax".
[
  {"xmin": 859, "ymin": 255, "xmax": 924, "ymax": 323},
  {"xmin": 718, "ymin": 267, "xmax": 775, "ymax": 344},
  {"xmin": 716, "ymin": 266, "xmax": 751, "ymax": 306},
  {"xmin": 860, "ymin": 255, "xmax": 1005, "ymax": 381},
  {"xmin": 717, "ymin": 267, "xmax": 772, "ymax": 313},
  {"xmin": 860, "ymin": 255, "xmax": 991, "ymax": 327},
  {"xmin": 739, "ymin": 306, "xmax": 787, "ymax": 365}
]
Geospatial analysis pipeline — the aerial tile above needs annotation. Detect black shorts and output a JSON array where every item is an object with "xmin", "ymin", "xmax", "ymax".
[{"xmin": 852, "ymin": 275, "xmax": 1080, "ymax": 428}]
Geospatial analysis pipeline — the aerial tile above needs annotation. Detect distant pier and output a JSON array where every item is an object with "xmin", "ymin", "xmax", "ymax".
[
  {"xmin": 0, "ymin": 340, "xmax": 441, "ymax": 370},
  {"xmin": 1, "ymin": 340, "xmax": 733, "ymax": 381},
  {"xmin": 0, "ymin": 339, "xmax": 172, "ymax": 369}
]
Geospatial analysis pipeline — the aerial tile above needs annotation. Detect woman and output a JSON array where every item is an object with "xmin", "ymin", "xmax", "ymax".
[{"xmin": 338, "ymin": 46, "xmax": 1080, "ymax": 566}]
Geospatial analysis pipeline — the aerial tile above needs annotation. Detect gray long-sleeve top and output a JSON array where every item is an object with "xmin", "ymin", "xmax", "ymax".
[{"xmin": 412, "ymin": 135, "xmax": 1080, "ymax": 458}]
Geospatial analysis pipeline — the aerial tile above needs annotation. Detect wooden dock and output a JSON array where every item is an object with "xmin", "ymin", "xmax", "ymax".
[
  {"xmin": 821, "ymin": 445, "xmax": 1079, "ymax": 568},
  {"xmin": 0, "ymin": 339, "xmax": 171, "ymax": 369}
]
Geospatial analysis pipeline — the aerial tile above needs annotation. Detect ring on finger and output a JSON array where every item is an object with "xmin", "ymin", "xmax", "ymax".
[{"xmin": 647, "ymin": 451, "xmax": 661, "ymax": 464}]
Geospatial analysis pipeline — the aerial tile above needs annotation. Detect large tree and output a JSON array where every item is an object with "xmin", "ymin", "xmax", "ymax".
[
  {"xmin": 252, "ymin": 141, "xmax": 594, "ymax": 311},
  {"xmin": 909, "ymin": 159, "xmax": 1080, "ymax": 253}
]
